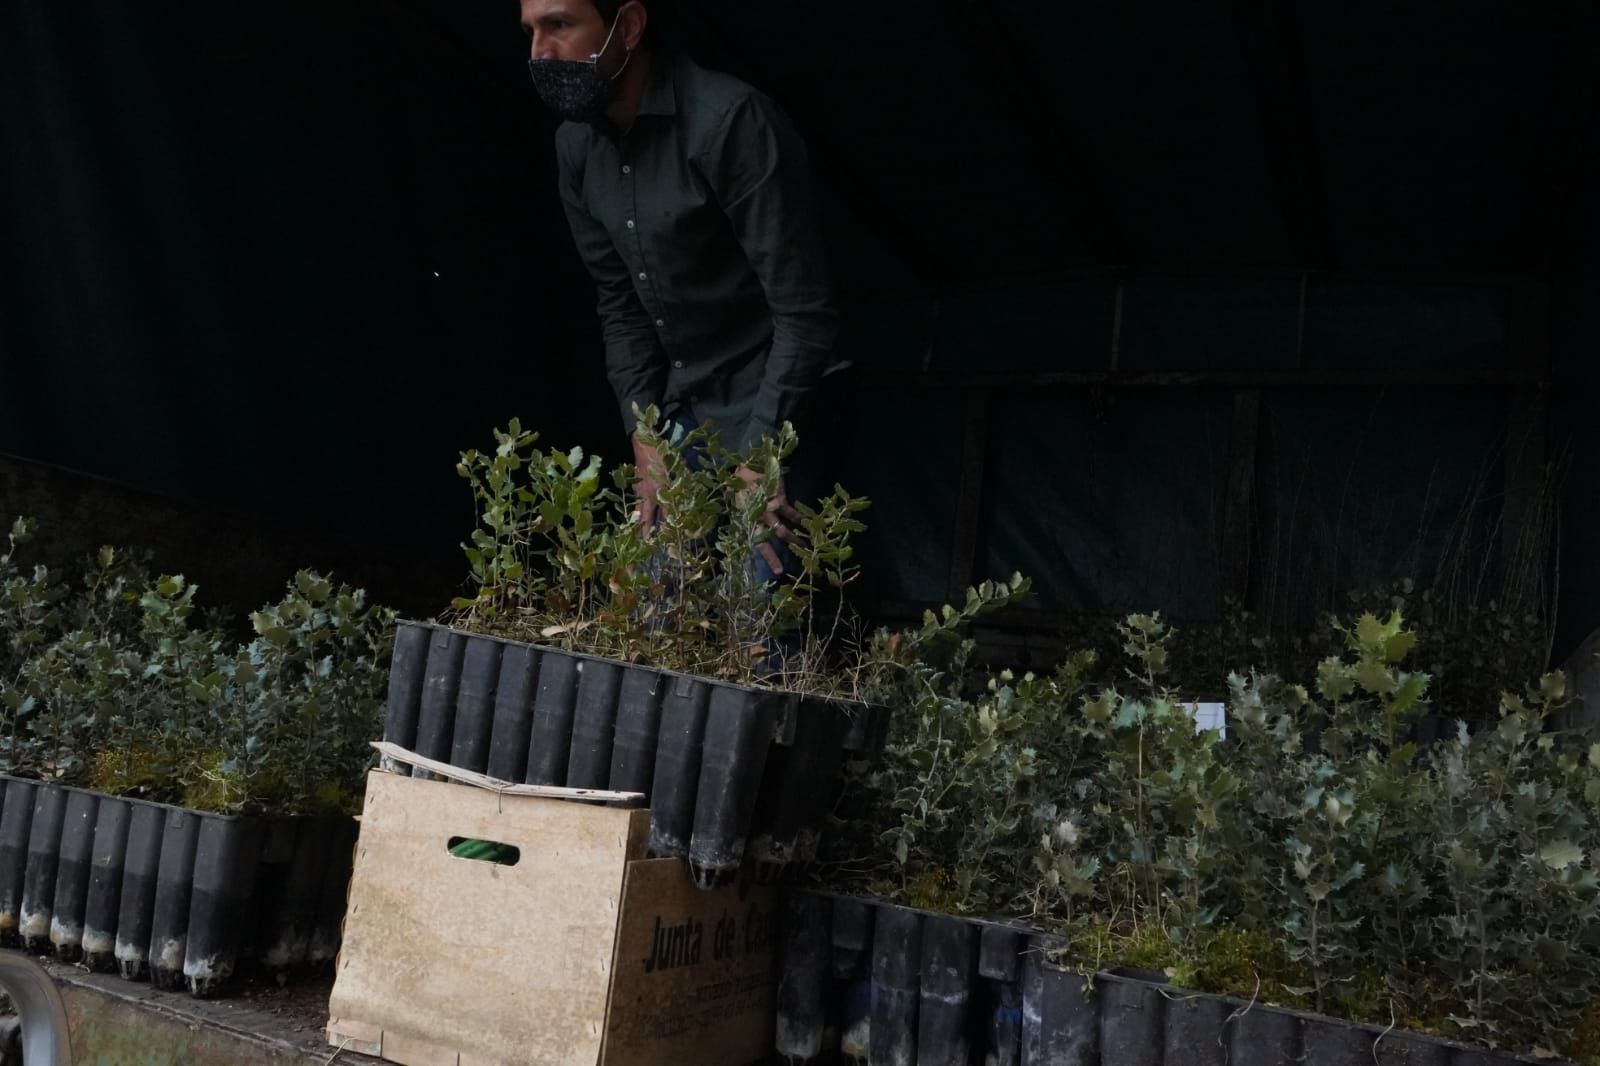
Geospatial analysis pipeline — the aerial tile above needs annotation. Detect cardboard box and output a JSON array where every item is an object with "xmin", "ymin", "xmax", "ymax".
[{"xmin": 326, "ymin": 770, "xmax": 776, "ymax": 1066}]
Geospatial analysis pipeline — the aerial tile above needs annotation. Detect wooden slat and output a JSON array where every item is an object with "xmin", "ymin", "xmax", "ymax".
[{"xmin": 370, "ymin": 742, "xmax": 645, "ymax": 806}]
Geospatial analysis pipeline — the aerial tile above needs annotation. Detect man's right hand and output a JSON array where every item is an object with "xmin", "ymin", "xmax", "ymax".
[{"xmin": 631, "ymin": 433, "xmax": 666, "ymax": 530}]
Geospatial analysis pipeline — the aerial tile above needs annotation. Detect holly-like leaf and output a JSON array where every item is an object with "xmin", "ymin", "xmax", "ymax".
[{"xmin": 1540, "ymin": 839, "xmax": 1584, "ymax": 871}]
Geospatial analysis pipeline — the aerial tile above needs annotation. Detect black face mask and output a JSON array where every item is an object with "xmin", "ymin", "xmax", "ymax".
[{"xmin": 528, "ymin": 16, "xmax": 632, "ymax": 125}]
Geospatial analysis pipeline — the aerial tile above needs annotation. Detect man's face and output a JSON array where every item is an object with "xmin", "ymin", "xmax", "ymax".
[{"xmin": 520, "ymin": 0, "xmax": 609, "ymax": 62}]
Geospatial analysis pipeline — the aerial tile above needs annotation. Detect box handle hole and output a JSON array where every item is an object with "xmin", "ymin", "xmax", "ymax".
[{"xmin": 447, "ymin": 837, "xmax": 521, "ymax": 865}]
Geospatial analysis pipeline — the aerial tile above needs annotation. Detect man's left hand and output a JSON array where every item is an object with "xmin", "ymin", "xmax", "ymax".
[{"xmin": 735, "ymin": 466, "xmax": 802, "ymax": 576}]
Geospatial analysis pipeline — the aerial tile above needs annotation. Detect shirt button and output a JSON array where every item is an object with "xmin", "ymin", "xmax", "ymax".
[
  {"xmin": 673, "ymin": 360, "xmax": 684, "ymax": 369},
  {"xmin": 655, "ymin": 319, "xmax": 665, "ymax": 328},
  {"xmin": 621, "ymin": 164, "xmax": 632, "ymax": 174},
  {"xmin": 638, "ymin": 271, "xmax": 648, "ymax": 281},
  {"xmin": 626, "ymin": 220, "xmax": 636, "ymax": 229}
]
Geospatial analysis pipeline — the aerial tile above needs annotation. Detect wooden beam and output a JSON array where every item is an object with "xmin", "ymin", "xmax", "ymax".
[
  {"xmin": 371, "ymin": 742, "xmax": 646, "ymax": 805},
  {"xmin": 859, "ymin": 367, "xmax": 1543, "ymax": 391},
  {"xmin": 947, "ymin": 389, "xmax": 993, "ymax": 598},
  {"xmin": 914, "ymin": 266, "xmax": 1539, "ymax": 295}
]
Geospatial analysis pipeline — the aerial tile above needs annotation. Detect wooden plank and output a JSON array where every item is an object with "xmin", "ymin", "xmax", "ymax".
[
  {"xmin": 598, "ymin": 859, "xmax": 778, "ymax": 1066},
  {"xmin": 370, "ymin": 742, "xmax": 645, "ymax": 805},
  {"xmin": 328, "ymin": 771, "xmax": 650, "ymax": 1066},
  {"xmin": 325, "ymin": 1017, "xmax": 384, "ymax": 1057},
  {"xmin": 947, "ymin": 390, "xmax": 993, "ymax": 598},
  {"xmin": 381, "ymin": 1031, "xmax": 462, "ymax": 1066}
]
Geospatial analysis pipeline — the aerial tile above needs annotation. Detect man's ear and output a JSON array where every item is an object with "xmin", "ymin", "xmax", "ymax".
[{"xmin": 618, "ymin": 0, "xmax": 648, "ymax": 50}]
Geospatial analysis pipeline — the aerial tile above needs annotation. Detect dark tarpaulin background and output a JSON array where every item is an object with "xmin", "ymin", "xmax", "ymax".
[{"xmin": 1, "ymin": 2, "xmax": 1597, "ymax": 657}]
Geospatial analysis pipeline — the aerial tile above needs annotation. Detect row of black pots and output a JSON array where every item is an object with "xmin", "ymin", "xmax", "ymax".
[
  {"xmin": 382, "ymin": 621, "xmax": 888, "ymax": 888},
  {"xmin": 0, "ymin": 774, "xmax": 356, "ymax": 997},
  {"xmin": 776, "ymin": 892, "xmax": 1565, "ymax": 1066}
]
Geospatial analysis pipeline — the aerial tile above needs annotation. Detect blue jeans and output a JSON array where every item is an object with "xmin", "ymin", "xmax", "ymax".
[
  {"xmin": 662, "ymin": 409, "xmax": 814, "ymax": 582},
  {"xmin": 654, "ymin": 409, "xmax": 817, "ymax": 669}
]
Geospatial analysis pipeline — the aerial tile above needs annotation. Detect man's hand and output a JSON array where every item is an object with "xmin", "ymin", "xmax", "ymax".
[
  {"xmin": 632, "ymin": 434, "xmax": 666, "ymax": 530},
  {"xmin": 736, "ymin": 465, "xmax": 802, "ymax": 576}
]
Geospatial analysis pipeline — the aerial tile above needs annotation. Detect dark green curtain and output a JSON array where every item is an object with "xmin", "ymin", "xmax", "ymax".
[
  {"xmin": 0, "ymin": 2, "xmax": 609, "ymax": 557},
  {"xmin": 1, "ymin": 2, "xmax": 1594, "ymax": 645}
]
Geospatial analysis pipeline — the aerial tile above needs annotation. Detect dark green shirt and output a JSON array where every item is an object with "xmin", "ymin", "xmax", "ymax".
[{"xmin": 555, "ymin": 53, "xmax": 838, "ymax": 453}]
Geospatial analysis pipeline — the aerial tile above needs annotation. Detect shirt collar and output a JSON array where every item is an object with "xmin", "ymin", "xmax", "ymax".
[{"xmin": 634, "ymin": 51, "xmax": 678, "ymax": 118}]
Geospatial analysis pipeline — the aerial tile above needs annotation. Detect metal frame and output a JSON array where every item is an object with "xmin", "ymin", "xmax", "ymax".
[{"xmin": 0, "ymin": 951, "xmax": 73, "ymax": 1066}]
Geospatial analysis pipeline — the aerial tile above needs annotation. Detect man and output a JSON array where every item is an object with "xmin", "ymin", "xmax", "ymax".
[{"xmin": 522, "ymin": 0, "xmax": 839, "ymax": 577}]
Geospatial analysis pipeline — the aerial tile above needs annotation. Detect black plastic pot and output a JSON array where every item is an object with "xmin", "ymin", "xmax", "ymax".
[
  {"xmin": 148, "ymin": 808, "xmax": 202, "ymax": 990},
  {"xmin": 566, "ymin": 658, "xmax": 624, "ymax": 790},
  {"xmin": 19, "ymin": 783, "xmax": 67, "ymax": 955},
  {"xmin": 487, "ymin": 643, "xmax": 539, "ymax": 782},
  {"xmin": 114, "ymin": 800, "xmax": 163, "ymax": 980},
  {"xmin": 1025, "ymin": 947, "xmax": 1096, "ymax": 1066},
  {"xmin": 380, "ymin": 621, "xmax": 431, "ymax": 766},
  {"xmin": 918, "ymin": 916, "xmax": 977, "ymax": 1066},
  {"xmin": 777, "ymin": 891, "xmax": 832, "ymax": 1060},
  {"xmin": 777, "ymin": 892, "xmax": 1571, "ymax": 1066},
  {"xmin": 81, "ymin": 795, "xmax": 131, "ymax": 972},
  {"xmin": 46, "ymin": 789, "xmax": 98, "ymax": 962},
  {"xmin": 0, "ymin": 778, "xmax": 35, "ymax": 947},
  {"xmin": 307, "ymin": 815, "xmax": 359, "ymax": 968},
  {"xmin": 184, "ymin": 815, "xmax": 264, "ymax": 996},
  {"xmin": 412, "ymin": 627, "xmax": 468, "ymax": 779},
  {"xmin": 649, "ymin": 673, "xmax": 712, "ymax": 859},
  {"xmin": 527, "ymin": 647, "xmax": 580, "ymax": 786},
  {"xmin": 689, "ymin": 685, "xmax": 784, "ymax": 887},
  {"xmin": 980, "ymin": 925, "xmax": 1024, "ymax": 1066},
  {"xmin": 750, "ymin": 696, "xmax": 850, "ymax": 873},
  {"xmin": 610, "ymin": 666, "xmax": 664, "ymax": 797},
  {"xmin": 831, "ymin": 895, "xmax": 874, "ymax": 980},
  {"xmin": 1163, "ymin": 990, "xmax": 1229, "ymax": 1066},
  {"xmin": 869, "ymin": 904, "xmax": 922, "ymax": 1065},
  {"xmin": 249, "ymin": 819, "xmax": 299, "ymax": 966},
  {"xmin": 381, "ymin": 621, "xmax": 889, "ymax": 887},
  {"xmin": 262, "ymin": 816, "xmax": 329, "ymax": 970},
  {"xmin": 449, "ymin": 635, "xmax": 503, "ymax": 774},
  {"xmin": 0, "ymin": 774, "xmax": 354, "ymax": 998}
]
